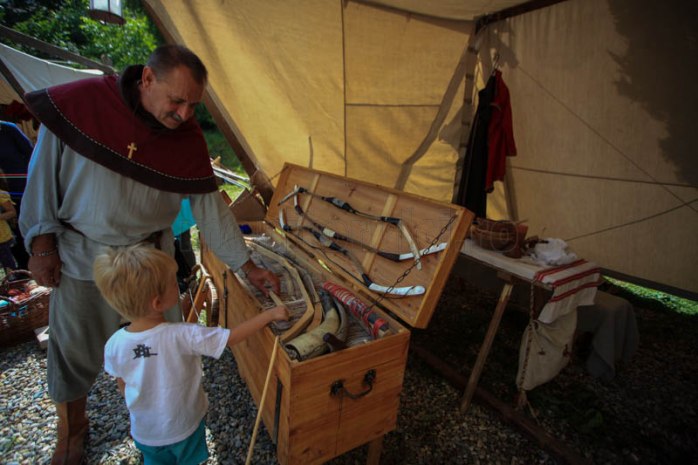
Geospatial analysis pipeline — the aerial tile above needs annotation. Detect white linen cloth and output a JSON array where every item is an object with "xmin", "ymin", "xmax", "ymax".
[
  {"xmin": 461, "ymin": 239, "xmax": 602, "ymax": 392},
  {"xmin": 517, "ymin": 260, "xmax": 601, "ymax": 391},
  {"xmin": 535, "ymin": 259, "xmax": 601, "ymax": 324}
]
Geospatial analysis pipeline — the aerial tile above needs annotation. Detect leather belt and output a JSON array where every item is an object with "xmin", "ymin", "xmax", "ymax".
[{"xmin": 61, "ymin": 222, "xmax": 163, "ymax": 250}]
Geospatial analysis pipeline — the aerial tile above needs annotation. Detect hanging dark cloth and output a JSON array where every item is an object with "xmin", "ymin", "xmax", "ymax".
[{"xmin": 456, "ymin": 73, "xmax": 497, "ymax": 218}]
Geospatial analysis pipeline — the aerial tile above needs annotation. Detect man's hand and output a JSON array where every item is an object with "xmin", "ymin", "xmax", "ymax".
[
  {"xmin": 28, "ymin": 253, "xmax": 62, "ymax": 287},
  {"xmin": 28, "ymin": 234, "xmax": 62, "ymax": 287},
  {"xmin": 28, "ymin": 253, "xmax": 62, "ymax": 288},
  {"xmin": 243, "ymin": 260, "xmax": 280, "ymax": 297}
]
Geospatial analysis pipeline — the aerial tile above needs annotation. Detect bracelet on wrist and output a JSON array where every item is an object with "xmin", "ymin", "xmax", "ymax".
[{"xmin": 31, "ymin": 249, "xmax": 58, "ymax": 257}]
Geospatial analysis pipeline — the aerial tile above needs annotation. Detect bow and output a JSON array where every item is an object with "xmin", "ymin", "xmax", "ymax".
[
  {"xmin": 278, "ymin": 185, "xmax": 423, "ymax": 269},
  {"xmin": 292, "ymin": 194, "xmax": 447, "ymax": 262},
  {"xmin": 279, "ymin": 209, "xmax": 425, "ymax": 296}
]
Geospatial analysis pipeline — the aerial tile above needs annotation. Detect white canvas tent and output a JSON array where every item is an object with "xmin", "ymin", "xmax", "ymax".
[
  {"xmin": 0, "ymin": 42, "xmax": 104, "ymax": 140},
  {"xmin": 6, "ymin": 0, "xmax": 693, "ymax": 296},
  {"xmin": 142, "ymin": 0, "xmax": 698, "ymax": 297}
]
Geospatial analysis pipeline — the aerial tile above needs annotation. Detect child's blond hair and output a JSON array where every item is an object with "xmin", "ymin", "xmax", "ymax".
[{"xmin": 93, "ymin": 245, "xmax": 179, "ymax": 320}]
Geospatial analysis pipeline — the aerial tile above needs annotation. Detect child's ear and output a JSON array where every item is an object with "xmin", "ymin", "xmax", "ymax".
[{"xmin": 151, "ymin": 295, "xmax": 163, "ymax": 311}]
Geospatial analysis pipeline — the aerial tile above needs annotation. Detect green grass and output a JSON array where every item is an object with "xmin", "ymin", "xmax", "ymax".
[
  {"xmin": 190, "ymin": 226, "xmax": 201, "ymax": 259},
  {"xmin": 203, "ymin": 129, "xmax": 243, "ymax": 174},
  {"xmin": 203, "ymin": 128, "xmax": 248, "ymax": 200},
  {"xmin": 219, "ymin": 184, "xmax": 245, "ymax": 201},
  {"xmin": 605, "ymin": 276, "xmax": 698, "ymax": 316}
]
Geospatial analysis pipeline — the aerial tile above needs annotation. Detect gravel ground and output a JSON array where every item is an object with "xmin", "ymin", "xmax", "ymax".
[{"xmin": 1, "ymin": 275, "xmax": 696, "ymax": 464}]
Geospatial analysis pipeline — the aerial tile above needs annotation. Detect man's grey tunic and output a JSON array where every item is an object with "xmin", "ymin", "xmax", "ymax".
[
  {"xmin": 20, "ymin": 126, "xmax": 250, "ymax": 402},
  {"xmin": 20, "ymin": 126, "xmax": 249, "ymax": 279}
]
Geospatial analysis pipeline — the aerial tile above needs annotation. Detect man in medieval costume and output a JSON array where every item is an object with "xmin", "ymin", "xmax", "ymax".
[{"xmin": 19, "ymin": 44, "xmax": 280, "ymax": 464}]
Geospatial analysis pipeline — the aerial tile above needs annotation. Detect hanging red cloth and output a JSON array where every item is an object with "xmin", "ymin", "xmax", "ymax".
[
  {"xmin": 485, "ymin": 70, "xmax": 517, "ymax": 193},
  {"xmin": 3, "ymin": 100, "xmax": 33, "ymax": 121}
]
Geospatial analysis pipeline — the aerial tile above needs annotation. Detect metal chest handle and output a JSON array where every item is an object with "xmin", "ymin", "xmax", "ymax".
[{"xmin": 330, "ymin": 370, "xmax": 376, "ymax": 400}]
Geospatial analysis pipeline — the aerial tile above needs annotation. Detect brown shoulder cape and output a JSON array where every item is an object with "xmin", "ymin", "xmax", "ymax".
[{"xmin": 24, "ymin": 72, "xmax": 217, "ymax": 194}]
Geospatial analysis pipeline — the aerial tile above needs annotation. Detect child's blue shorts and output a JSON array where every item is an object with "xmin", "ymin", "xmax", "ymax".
[{"xmin": 134, "ymin": 418, "xmax": 208, "ymax": 465}]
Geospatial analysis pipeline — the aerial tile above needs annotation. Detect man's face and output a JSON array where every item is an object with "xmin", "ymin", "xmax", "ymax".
[{"xmin": 140, "ymin": 65, "xmax": 204, "ymax": 129}]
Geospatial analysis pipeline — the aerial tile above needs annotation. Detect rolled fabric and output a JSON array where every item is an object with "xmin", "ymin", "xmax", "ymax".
[{"xmin": 322, "ymin": 282, "xmax": 389, "ymax": 339}]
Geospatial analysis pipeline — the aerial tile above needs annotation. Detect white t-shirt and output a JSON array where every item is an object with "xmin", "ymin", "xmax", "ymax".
[{"xmin": 104, "ymin": 322, "xmax": 230, "ymax": 446}]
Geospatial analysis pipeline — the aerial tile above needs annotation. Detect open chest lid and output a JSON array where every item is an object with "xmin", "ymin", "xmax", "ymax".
[{"xmin": 263, "ymin": 163, "xmax": 474, "ymax": 329}]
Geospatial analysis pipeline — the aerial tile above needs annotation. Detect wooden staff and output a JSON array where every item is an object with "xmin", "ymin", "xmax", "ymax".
[{"xmin": 245, "ymin": 335, "xmax": 280, "ymax": 465}]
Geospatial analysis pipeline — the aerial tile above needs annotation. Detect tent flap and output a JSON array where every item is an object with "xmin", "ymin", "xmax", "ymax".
[{"xmin": 145, "ymin": 0, "xmax": 698, "ymax": 294}]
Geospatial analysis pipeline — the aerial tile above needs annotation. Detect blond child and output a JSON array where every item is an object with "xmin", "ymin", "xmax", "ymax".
[
  {"xmin": 0, "ymin": 168, "xmax": 18, "ymax": 274},
  {"xmin": 94, "ymin": 245, "xmax": 288, "ymax": 465}
]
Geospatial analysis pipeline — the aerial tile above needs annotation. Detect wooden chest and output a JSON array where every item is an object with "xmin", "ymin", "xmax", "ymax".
[{"xmin": 202, "ymin": 163, "xmax": 473, "ymax": 464}]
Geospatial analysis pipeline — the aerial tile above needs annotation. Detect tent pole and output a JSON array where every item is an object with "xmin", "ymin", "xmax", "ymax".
[
  {"xmin": 200, "ymin": 89, "xmax": 275, "ymax": 205},
  {"xmin": 0, "ymin": 57, "xmax": 29, "ymax": 106},
  {"xmin": 141, "ymin": 1, "xmax": 275, "ymax": 205},
  {"xmin": 503, "ymin": 158, "xmax": 518, "ymax": 221},
  {"xmin": 475, "ymin": 0, "xmax": 570, "ymax": 33},
  {"xmin": 451, "ymin": 26, "xmax": 481, "ymax": 205},
  {"xmin": 0, "ymin": 25, "xmax": 115, "ymax": 75}
]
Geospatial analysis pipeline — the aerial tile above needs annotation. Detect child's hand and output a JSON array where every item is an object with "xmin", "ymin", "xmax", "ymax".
[{"xmin": 269, "ymin": 305, "xmax": 290, "ymax": 322}]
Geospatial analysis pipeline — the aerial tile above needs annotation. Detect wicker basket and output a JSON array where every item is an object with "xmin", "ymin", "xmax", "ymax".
[
  {"xmin": 470, "ymin": 218, "xmax": 529, "ymax": 258},
  {"xmin": 0, "ymin": 270, "xmax": 51, "ymax": 349}
]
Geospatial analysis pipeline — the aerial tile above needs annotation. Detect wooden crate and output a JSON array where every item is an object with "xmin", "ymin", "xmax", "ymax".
[{"xmin": 202, "ymin": 163, "xmax": 473, "ymax": 464}]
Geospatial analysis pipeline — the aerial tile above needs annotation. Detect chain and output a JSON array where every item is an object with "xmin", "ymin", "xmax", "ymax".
[
  {"xmin": 517, "ymin": 282, "xmax": 537, "ymax": 394},
  {"xmin": 367, "ymin": 213, "xmax": 459, "ymax": 311}
]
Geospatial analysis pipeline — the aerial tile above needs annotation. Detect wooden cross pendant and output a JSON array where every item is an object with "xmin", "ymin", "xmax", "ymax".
[{"xmin": 127, "ymin": 142, "xmax": 138, "ymax": 159}]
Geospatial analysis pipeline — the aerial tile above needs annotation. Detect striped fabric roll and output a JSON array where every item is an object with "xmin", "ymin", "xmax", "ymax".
[{"xmin": 322, "ymin": 282, "xmax": 389, "ymax": 339}]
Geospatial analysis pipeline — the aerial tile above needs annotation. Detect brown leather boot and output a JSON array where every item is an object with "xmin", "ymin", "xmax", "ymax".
[{"xmin": 52, "ymin": 396, "xmax": 89, "ymax": 465}]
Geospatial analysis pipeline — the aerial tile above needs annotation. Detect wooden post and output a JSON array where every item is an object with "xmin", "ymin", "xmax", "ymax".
[
  {"xmin": 503, "ymin": 157, "xmax": 518, "ymax": 221},
  {"xmin": 0, "ymin": 58, "xmax": 29, "ymax": 106},
  {"xmin": 451, "ymin": 26, "xmax": 482, "ymax": 204},
  {"xmin": 366, "ymin": 436, "xmax": 384, "ymax": 465},
  {"xmin": 460, "ymin": 275, "xmax": 515, "ymax": 413},
  {"xmin": 0, "ymin": 25, "xmax": 116, "ymax": 74},
  {"xmin": 186, "ymin": 276, "xmax": 209, "ymax": 323}
]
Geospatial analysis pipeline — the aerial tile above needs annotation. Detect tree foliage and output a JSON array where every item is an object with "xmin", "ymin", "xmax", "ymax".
[
  {"xmin": 0, "ymin": 0, "xmax": 230, "ymax": 161},
  {"xmin": 0, "ymin": 0, "xmax": 162, "ymax": 72}
]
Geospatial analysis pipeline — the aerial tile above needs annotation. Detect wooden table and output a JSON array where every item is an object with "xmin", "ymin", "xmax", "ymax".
[{"xmin": 458, "ymin": 239, "xmax": 552, "ymax": 413}]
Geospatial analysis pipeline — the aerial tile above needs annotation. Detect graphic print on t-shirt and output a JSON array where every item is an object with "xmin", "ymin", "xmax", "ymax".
[{"xmin": 133, "ymin": 343, "xmax": 158, "ymax": 359}]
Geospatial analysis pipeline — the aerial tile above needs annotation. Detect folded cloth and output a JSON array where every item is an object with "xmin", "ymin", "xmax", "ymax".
[
  {"xmin": 531, "ymin": 238, "xmax": 578, "ymax": 266},
  {"xmin": 516, "ymin": 260, "xmax": 602, "ymax": 392},
  {"xmin": 535, "ymin": 259, "xmax": 601, "ymax": 323},
  {"xmin": 577, "ymin": 291, "xmax": 639, "ymax": 381}
]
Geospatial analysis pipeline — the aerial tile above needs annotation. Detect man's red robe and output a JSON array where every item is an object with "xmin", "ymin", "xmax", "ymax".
[{"xmin": 24, "ymin": 73, "xmax": 217, "ymax": 194}]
